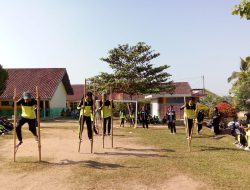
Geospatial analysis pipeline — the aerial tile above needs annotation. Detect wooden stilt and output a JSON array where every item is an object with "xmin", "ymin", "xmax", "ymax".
[
  {"xmin": 110, "ymin": 86, "xmax": 114, "ymax": 148},
  {"xmin": 78, "ymin": 79, "xmax": 86, "ymax": 152},
  {"xmin": 13, "ymin": 88, "xmax": 17, "ymax": 162},
  {"xmin": 36, "ymin": 86, "xmax": 42, "ymax": 161},
  {"xmin": 91, "ymin": 80, "xmax": 95, "ymax": 154}
]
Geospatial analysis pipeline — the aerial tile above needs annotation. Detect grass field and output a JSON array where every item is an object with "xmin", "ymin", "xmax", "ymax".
[{"xmin": 0, "ymin": 120, "xmax": 250, "ymax": 189}]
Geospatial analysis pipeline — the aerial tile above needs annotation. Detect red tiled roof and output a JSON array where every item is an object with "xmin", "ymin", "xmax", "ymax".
[
  {"xmin": 67, "ymin": 84, "xmax": 84, "ymax": 102},
  {"xmin": 0, "ymin": 68, "xmax": 73, "ymax": 100},
  {"xmin": 173, "ymin": 82, "xmax": 192, "ymax": 95}
]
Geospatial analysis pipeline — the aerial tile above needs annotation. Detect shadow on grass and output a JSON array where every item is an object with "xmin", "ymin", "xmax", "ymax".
[
  {"xmin": 115, "ymin": 146, "xmax": 174, "ymax": 153},
  {"xmin": 40, "ymin": 160, "xmax": 126, "ymax": 170},
  {"xmin": 198, "ymin": 145, "xmax": 242, "ymax": 152}
]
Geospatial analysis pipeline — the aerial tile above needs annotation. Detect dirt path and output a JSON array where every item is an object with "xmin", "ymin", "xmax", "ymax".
[{"xmin": 0, "ymin": 120, "xmax": 209, "ymax": 190}]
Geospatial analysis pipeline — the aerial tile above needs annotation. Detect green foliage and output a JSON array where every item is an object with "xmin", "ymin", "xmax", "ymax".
[
  {"xmin": 89, "ymin": 42, "xmax": 174, "ymax": 99},
  {"xmin": 199, "ymin": 89, "xmax": 223, "ymax": 107},
  {"xmin": 232, "ymin": 0, "xmax": 250, "ymax": 19},
  {"xmin": 228, "ymin": 57, "xmax": 250, "ymax": 110},
  {"xmin": 0, "ymin": 65, "xmax": 8, "ymax": 95}
]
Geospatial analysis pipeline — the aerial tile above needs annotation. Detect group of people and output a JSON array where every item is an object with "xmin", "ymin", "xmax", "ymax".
[
  {"xmin": 166, "ymin": 97, "xmax": 223, "ymax": 139},
  {"xmin": 228, "ymin": 112, "xmax": 250, "ymax": 151}
]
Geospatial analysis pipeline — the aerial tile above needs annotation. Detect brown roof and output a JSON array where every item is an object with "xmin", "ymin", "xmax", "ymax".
[
  {"xmin": 67, "ymin": 84, "xmax": 84, "ymax": 102},
  {"xmin": 0, "ymin": 68, "xmax": 73, "ymax": 100},
  {"xmin": 173, "ymin": 82, "xmax": 192, "ymax": 94}
]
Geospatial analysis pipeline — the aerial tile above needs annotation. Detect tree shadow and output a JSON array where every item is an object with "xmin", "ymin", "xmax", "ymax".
[
  {"xmin": 198, "ymin": 145, "xmax": 242, "ymax": 152},
  {"xmin": 114, "ymin": 146, "xmax": 174, "ymax": 153},
  {"xmin": 41, "ymin": 160, "xmax": 126, "ymax": 169},
  {"xmin": 94, "ymin": 152, "xmax": 168, "ymax": 158}
]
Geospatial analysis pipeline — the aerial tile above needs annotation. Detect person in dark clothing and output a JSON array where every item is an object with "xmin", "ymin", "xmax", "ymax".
[
  {"xmin": 77, "ymin": 92, "xmax": 93, "ymax": 142},
  {"xmin": 197, "ymin": 110, "xmax": 205, "ymax": 135},
  {"xmin": 166, "ymin": 105, "xmax": 176, "ymax": 134},
  {"xmin": 15, "ymin": 91, "xmax": 39, "ymax": 147},
  {"xmin": 140, "ymin": 106, "xmax": 149, "ymax": 129},
  {"xmin": 212, "ymin": 107, "xmax": 221, "ymax": 135},
  {"xmin": 99, "ymin": 92, "xmax": 113, "ymax": 135}
]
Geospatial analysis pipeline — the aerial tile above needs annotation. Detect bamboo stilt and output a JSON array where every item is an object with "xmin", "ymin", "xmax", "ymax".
[
  {"xmin": 36, "ymin": 86, "xmax": 42, "ymax": 161},
  {"xmin": 91, "ymin": 80, "xmax": 96, "ymax": 154},
  {"xmin": 13, "ymin": 88, "xmax": 17, "ymax": 162},
  {"xmin": 78, "ymin": 79, "xmax": 86, "ymax": 152},
  {"xmin": 110, "ymin": 87, "xmax": 113, "ymax": 148}
]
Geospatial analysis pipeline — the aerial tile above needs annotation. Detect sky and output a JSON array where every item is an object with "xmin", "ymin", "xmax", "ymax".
[{"xmin": 0, "ymin": 0, "xmax": 250, "ymax": 96}]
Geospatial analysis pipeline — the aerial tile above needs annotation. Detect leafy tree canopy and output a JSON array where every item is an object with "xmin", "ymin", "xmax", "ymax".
[
  {"xmin": 89, "ymin": 42, "xmax": 174, "ymax": 99},
  {"xmin": 232, "ymin": 0, "xmax": 250, "ymax": 19}
]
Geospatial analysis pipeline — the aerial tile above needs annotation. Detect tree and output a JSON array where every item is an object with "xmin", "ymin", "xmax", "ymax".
[
  {"xmin": 89, "ymin": 42, "xmax": 174, "ymax": 99},
  {"xmin": 232, "ymin": 0, "xmax": 250, "ymax": 19},
  {"xmin": 228, "ymin": 57, "xmax": 250, "ymax": 110},
  {"xmin": 0, "ymin": 65, "xmax": 8, "ymax": 95},
  {"xmin": 215, "ymin": 101, "xmax": 237, "ymax": 118}
]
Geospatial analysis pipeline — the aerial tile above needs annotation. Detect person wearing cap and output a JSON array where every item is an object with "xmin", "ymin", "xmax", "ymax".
[
  {"xmin": 14, "ymin": 91, "xmax": 39, "ymax": 147},
  {"xmin": 180, "ymin": 97, "xmax": 196, "ymax": 139},
  {"xmin": 77, "ymin": 92, "xmax": 93, "ymax": 142},
  {"xmin": 98, "ymin": 92, "xmax": 113, "ymax": 136}
]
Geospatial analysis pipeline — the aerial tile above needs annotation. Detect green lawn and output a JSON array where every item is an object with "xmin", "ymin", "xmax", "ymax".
[{"xmin": 122, "ymin": 125, "xmax": 250, "ymax": 189}]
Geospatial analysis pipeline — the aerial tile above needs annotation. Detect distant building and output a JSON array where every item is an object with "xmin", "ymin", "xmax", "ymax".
[
  {"xmin": 145, "ymin": 82, "xmax": 204, "ymax": 119},
  {"xmin": 0, "ymin": 68, "xmax": 73, "ymax": 118}
]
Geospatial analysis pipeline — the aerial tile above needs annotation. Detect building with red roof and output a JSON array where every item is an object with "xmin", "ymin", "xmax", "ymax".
[{"xmin": 0, "ymin": 68, "xmax": 73, "ymax": 118}]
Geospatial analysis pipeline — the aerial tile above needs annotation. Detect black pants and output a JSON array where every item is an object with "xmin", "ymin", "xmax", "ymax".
[
  {"xmin": 197, "ymin": 123, "xmax": 202, "ymax": 132},
  {"xmin": 16, "ymin": 117, "xmax": 37, "ymax": 142},
  {"xmin": 168, "ymin": 122, "xmax": 176, "ymax": 133},
  {"xmin": 103, "ymin": 117, "xmax": 111, "ymax": 135},
  {"xmin": 120, "ymin": 118, "xmax": 125, "ymax": 127},
  {"xmin": 187, "ymin": 119, "xmax": 193, "ymax": 137},
  {"xmin": 142, "ymin": 119, "xmax": 148, "ymax": 128},
  {"xmin": 213, "ymin": 122, "xmax": 220, "ymax": 135},
  {"xmin": 79, "ymin": 115, "xmax": 93, "ymax": 140}
]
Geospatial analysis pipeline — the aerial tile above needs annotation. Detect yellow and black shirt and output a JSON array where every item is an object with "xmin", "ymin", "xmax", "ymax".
[
  {"xmin": 100, "ymin": 100, "xmax": 111, "ymax": 118},
  {"xmin": 17, "ymin": 98, "xmax": 37, "ymax": 119},
  {"xmin": 78, "ymin": 98, "xmax": 93, "ymax": 117},
  {"xmin": 185, "ymin": 103, "xmax": 196, "ymax": 119}
]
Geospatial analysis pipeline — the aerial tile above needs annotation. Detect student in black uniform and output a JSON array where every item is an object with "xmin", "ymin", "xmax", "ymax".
[
  {"xmin": 77, "ymin": 92, "xmax": 93, "ymax": 142},
  {"xmin": 166, "ymin": 105, "xmax": 176, "ymax": 134},
  {"xmin": 99, "ymin": 92, "xmax": 113, "ymax": 135},
  {"xmin": 15, "ymin": 91, "xmax": 39, "ymax": 147}
]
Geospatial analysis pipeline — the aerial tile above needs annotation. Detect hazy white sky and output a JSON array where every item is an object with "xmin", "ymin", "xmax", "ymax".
[{"xmin": 0, "ymin": 0, "xmax": 250, "ymax": 96}]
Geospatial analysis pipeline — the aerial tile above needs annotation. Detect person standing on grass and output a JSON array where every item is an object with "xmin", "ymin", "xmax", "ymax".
[
  {"xmin": 166, "ymin": 105, "xmax": 176, "ymax": 134},
  {"xmin": 180, "ymin": 97, "xmax": 196, "ymax": 139},
  {"xmin": 129, "ymin": 109, "xmax": 135, "ymax": 128},
  {"xmin": 212, "ymin": 107, "xmax": 221, "ymax": 135},
  {"xmin": 14, "ymin": 91, "xmax": 39, "ymax": 147},
  {"xmin": 77, "ymin": 92, "xmax": 93, "ymax": 142},
  {"xmin": 119, "ymin": 109, "xmax": 126, "ymax": 127},
  {"xmin": 99, "ymin": 92, "xmax": 113, "ymax": 136},
  {"xmin": 140, "ymin": 106, "xmax": 149, "ymax": 129},
  {"xmin": 197, "ymin": 110, "xmax": 205, "ymax": 135}
]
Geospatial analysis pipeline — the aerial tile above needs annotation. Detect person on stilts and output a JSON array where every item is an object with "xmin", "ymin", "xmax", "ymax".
[
  {"xmin": 181, "ymin": 97, "xmax": 196, "ymax": 140},
  {"xmin": 99, "ymin": 92, "xmax": 113, "ymax": 136},
  {"xmin": 77, "ymin": 92, "xmax": 93, "ymax": 144},
  {"xmin": 14, "ymin": 91, "xmax": 39, "ymax": 147}
]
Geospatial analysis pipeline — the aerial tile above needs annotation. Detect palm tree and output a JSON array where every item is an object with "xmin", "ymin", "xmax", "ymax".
[{"xmin": 228, "ymin": 56, "xmax": 250, "ymax": 83}]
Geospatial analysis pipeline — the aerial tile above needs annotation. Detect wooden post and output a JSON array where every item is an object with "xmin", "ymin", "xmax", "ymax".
[
  {"xmin": 13, "ymin": 88, "xmax": 17, "ymax": 162},
  {"xmin": 36, "ymin": 86, "xmax": 42, "ymax": 161},
  {"xmin": 110, "ymin": 86, "xmax": 114, "ymax": 148}
]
